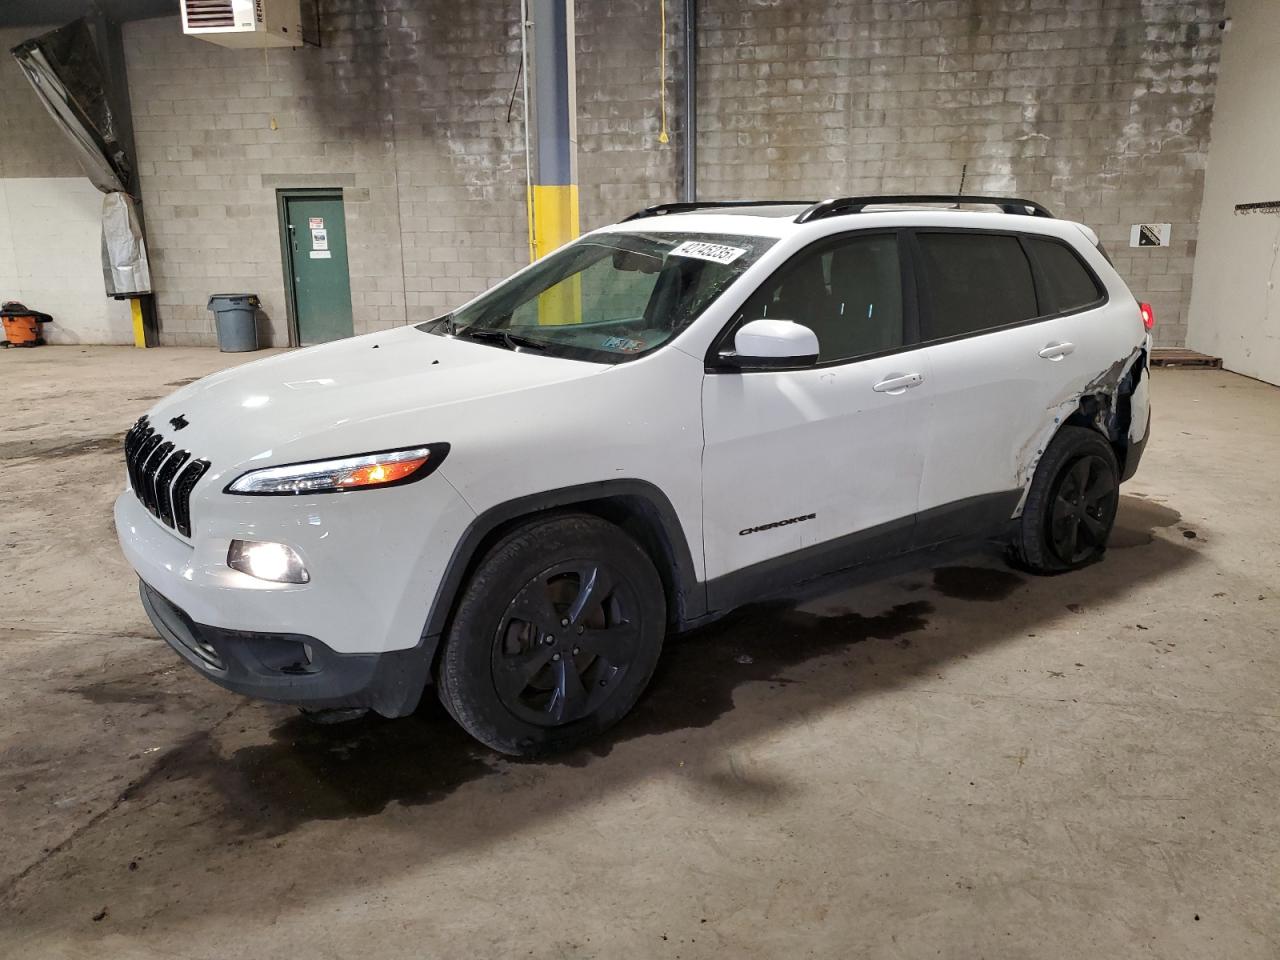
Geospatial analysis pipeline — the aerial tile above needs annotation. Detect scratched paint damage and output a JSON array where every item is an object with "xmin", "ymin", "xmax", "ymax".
[{"xmin": 1013, "ymin": 344, "xmax": 1150, "ymax": 514}]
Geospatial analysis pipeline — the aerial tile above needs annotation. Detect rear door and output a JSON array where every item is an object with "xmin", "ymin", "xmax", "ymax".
[
  {"xmin": 700, "ymin": 231, "xmax": 933, "ymax": 592},
  {"xmin": 910, "ymin": 229, "xmax": 1109, "ymax": 541}
]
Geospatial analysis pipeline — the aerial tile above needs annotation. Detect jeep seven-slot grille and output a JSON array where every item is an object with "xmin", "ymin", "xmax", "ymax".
[{"xmin": 124, "ymin": 417, "xmax": 210, "ymax": 538}]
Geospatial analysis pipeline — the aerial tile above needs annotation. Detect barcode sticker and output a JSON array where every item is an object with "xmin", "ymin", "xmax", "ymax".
[{"xmin": 669, "ymin": 240, "xmax": 747, "ymax": 265}]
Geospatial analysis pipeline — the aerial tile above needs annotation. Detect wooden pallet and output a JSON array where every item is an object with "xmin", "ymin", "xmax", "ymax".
[{"xmin": 1151, "ymin": 348, "xmax": 1222, "ymax": 369}]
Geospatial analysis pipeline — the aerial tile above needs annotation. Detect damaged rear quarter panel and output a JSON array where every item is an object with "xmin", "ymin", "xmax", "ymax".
[{"xmin": 1013, "ymin": 340, "xmax": 1151, "ymax": 514}]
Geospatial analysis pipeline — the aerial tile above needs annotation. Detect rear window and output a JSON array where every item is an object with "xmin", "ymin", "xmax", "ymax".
[
  {"xmin": 1026, "ymin": 237, "xmax": 1104, "ymax": 313},
  {"xmin": 917, "ymin": 232, "xmax": 1039, "ymax": 339}
]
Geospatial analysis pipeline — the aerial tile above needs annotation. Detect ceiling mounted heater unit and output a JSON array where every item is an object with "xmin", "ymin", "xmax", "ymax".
[{"xmin": 181, "ymin": 0, "xmax": 303, "ymax": 48}]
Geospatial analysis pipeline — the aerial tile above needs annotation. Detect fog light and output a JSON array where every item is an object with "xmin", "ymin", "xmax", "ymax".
[{"xmin": 228, "ymin": 540, "xmax": 310, "ymax": 584}]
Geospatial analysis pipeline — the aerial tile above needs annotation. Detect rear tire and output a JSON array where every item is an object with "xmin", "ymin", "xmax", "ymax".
[
  {"xmin": 1012, "ymin": 425, "xmax": 1120, "ymax": 574},
  {"xmin": 437, "ymin": 514, "xmax": 666, "ymax": 756}
]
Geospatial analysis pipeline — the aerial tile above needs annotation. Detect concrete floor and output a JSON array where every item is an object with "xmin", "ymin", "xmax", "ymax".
[{"xmin": 0, "ymin": 345, "xmax": 1276, "ymax": 959}]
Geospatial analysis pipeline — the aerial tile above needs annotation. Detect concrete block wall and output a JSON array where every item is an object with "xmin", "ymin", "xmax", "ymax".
[
  {"xmin": 120, "ymin": 0, "xmax": 1222, "ymax": 348},
  {"xmin": 124, "ymin": 2, "xmax": 529, "ymax": 346},
  {"xmin": 575, "ymin": 0, "xmax": 685, "ymax": 228},
  {"xmin": 696, "ymin": 0, "xmax": 1226, "ymax": 348}
]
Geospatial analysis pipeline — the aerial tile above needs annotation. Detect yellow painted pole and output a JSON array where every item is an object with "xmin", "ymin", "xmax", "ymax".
[
  {"xmin": 130, "ymin": 297, "xmax": 147, "ymax": 348},
  {"xmin": 527, "ymin": 1, "xmax": 581, "ymax": 324},
  {"xmin": 530, "ymin": 183, "xmax": 580, "ymax": 260}
]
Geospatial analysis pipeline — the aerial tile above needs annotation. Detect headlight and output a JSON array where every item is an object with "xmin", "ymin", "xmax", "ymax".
[
  {"xmin": 228, "ymin": 540, "xmax": 310, "ymax": 584},
  {"xmin": 225, "ymin": 444, "xmax": 449, "ymax": 496}
]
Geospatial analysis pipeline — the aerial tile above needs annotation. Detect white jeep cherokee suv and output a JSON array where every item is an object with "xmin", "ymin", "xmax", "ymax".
[{"xmin": 115, "ymin": 195, "xmax": 1153, "ymax": 756}]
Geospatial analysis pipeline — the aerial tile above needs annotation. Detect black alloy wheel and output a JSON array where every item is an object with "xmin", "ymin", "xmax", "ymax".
[
  {"xmin": 1047, "ymin": 454, "xmax": 1118, "ymax": 565},
  {"xmin": 492, "ymin": 560, "xmax": 641, "ymax": 726},
  {"xmin": 438, "ymin": 514, "xmax": 666, "ymax": 756}
]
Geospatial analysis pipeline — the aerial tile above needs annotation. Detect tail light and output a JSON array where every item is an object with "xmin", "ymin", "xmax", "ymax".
[{"xmin": 1139, "ymin": 302, "xmax": 1155, "ymax": 331}]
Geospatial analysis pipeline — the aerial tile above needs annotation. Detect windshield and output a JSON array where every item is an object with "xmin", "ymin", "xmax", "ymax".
[{"xmin": 417, "ymin": 231, "xmax": 775, "ymax": 362}]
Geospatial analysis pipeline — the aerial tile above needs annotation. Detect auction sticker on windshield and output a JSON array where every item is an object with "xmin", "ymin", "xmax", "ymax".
[{"xmin": 669, "ymin": 240, "xmax": 747, "ymax": 265}]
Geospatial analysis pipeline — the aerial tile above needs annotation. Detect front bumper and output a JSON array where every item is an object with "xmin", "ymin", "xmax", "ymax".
[
  {"xmin": 114, "ymin": 473, "xmax": 474, "ymax": 656},
  {"xmin": 140, "ymin": 580, "xmax": 435, "ymax": 716}
]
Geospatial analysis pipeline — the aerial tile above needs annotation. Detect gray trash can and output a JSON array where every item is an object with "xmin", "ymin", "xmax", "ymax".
[{"xmin": 207, "ymin": 294, "xmax": 260, "ymax": 352}]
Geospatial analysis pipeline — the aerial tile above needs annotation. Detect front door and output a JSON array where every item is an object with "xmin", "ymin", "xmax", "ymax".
[
  {"xmin": 700, "ymin": 231, "xmax": 932, "ymax": 600},
  {"xmin": 282, "ymin": 193, "xmax": 354, "ymax": 345}
]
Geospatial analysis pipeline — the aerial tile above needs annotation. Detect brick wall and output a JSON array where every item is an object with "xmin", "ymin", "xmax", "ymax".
[
  {"xmin": 696, "ymin": 0, "xmax": 1225, "ymax": 348},
  {"xmin": 122, "ymin": 0, "xmax": 1221, "ymax": 347}
]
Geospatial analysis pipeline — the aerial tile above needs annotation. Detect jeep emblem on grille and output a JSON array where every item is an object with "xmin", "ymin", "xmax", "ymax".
[{"xmin": 169, "ymin": 414, "xmax": 189, "ymax": 431}]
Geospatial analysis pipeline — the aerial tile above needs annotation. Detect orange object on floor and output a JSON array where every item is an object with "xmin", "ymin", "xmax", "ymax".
[{"xmin": 1, "ymin": 301, "xmax": 52, "ymax": 347}]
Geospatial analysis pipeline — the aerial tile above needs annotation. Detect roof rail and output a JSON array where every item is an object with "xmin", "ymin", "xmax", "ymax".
[
  {"xmin": 621, "ymin": 199, "xmax": 815, "ymax": 222},
  {"xmin": 794, "ymin": 195, "xmax": 1056, "ymax": 224}
]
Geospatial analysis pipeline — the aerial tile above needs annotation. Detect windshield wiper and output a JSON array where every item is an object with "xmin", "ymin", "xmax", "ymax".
[{"xmin": 456, "ymin": 326, "xmax": 549, "ymax": 352}]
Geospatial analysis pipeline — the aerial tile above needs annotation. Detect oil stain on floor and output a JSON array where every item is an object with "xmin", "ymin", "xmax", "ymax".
[
  {"xmin": 1111, "ymin": 495, "xmax": 1182, "ymax": 547},
  {"xmin": 931, "ymin": 565, "xmax": 1024, "ymax": 601},
  {"xmin": 118, "ymin": 599, "xmax": 934, "ymax": 836}
]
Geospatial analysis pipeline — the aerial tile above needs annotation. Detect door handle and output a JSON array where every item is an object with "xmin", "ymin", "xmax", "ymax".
[
  {"xmin": 1038, "ymin": 341, "xmax": 1075, "ymax": 361},
  {"xmin": 872, "ymin": 372, "xmax": 924, "ymax": 394}
]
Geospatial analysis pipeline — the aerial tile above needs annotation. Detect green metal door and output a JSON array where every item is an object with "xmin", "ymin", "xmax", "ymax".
[{"xmin": 283, "ymin": 194, "xmax": 354, "ymax": 345}]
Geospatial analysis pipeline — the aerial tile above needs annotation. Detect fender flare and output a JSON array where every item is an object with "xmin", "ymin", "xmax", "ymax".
[{"xmin": 419, "ymin": 479, "xmax": 706, "ymax": 650}]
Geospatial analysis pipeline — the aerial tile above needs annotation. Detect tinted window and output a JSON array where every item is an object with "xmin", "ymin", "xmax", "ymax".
[
  {"xmin": 1027, "ymin": 237, "xmax": 1104, "ymax": 312},
  {"xmin": 739, "ymin": 233, "xmax": 903, "ymax": 362},
  {"xmin": 917, "ymin": 233, "xmax": 1038, "ymax": 339}
]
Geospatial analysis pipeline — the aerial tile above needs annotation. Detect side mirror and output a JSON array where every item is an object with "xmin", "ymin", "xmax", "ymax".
[{"xmin": 721, "ymin": 318, "xmax": 820, "ymax": 368}]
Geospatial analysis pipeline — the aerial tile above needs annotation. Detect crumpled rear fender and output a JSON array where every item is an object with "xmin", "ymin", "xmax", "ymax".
[{"xmin": 1014, "ymin": 343, "xmax": 1150, "ymax": 514}]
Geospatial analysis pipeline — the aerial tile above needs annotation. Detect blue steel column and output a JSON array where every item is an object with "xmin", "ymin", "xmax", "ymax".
[{"xmin": 528, "ymin": 0, "xmax": 578, "ymax": 259}]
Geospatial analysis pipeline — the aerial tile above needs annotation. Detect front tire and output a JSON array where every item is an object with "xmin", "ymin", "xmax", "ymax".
[
  {"xmin": 1013, "ymin": 425, "xmax": 1120, "ymax": 574},
  {"xmin": 437, "ymin": 514, "xmax": 666, "ymax": 756}
]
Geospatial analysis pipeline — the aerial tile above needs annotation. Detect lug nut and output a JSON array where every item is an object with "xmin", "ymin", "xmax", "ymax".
[
  {"xmin": 599, "ymin": 679, "xmax": 608, "ymax": 686},
  {"xmin": 560, "ymin": 618, "xmax": 569, "ymax": 627},
  {"xmin": 572, "ymin": 646, "xmax": 580, "ymax": 655},
  {"xmin": 552, "ymin": 653, "xmax": 561, "ymax": 661},
  {"xmin": 543, "ymin": 636, "xmax": 555, "ymax": 646},
  {"xmin": 576, "ymin": 625, "xmax": 584, "ymax": 635}
]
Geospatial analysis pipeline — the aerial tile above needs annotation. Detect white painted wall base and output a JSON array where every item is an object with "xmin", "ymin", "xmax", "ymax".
[
  {"xmin": 0, "ymin": 177, "xmax": 133, "ymax": 345},
  {"xmin": 1186, "ymin": 0, "xmax": 1280, "ymax": 387}
]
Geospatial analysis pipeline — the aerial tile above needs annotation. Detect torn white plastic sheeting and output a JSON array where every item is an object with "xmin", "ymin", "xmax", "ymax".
[
  {"xmin": 13, "ymin": 20, "xmax": 151, "ymax": 298},
  {"xmin": 13, "ymin": 44, "xmax": 124, "ymax": 194},
  {"xmin": 101, "ymin": 192, "xmax": 152, "ymax": 297}
]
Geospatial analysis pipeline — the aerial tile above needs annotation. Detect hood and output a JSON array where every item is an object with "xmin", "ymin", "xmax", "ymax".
[{"xmin": 143, "ymin": 326, "xmax": 607, "ymax": 479}]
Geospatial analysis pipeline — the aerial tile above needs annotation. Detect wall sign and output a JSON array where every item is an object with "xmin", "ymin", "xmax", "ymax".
[{"xmin": 1129, "ymin": 223, "xmax": 1171, "ymax": 247}]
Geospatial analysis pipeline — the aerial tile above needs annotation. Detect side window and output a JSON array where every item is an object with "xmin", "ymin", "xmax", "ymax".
[
  {"xmin": 737, "ymin": 233, "xmax": 904, "ymax": 362},
  {"xmin": 1026, "ymin": 237, "xmax": 1105, "ymax": 313},
  {"xmin": 916, "ymin": 232, "xmax": 1038, "ymax": 339}
]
